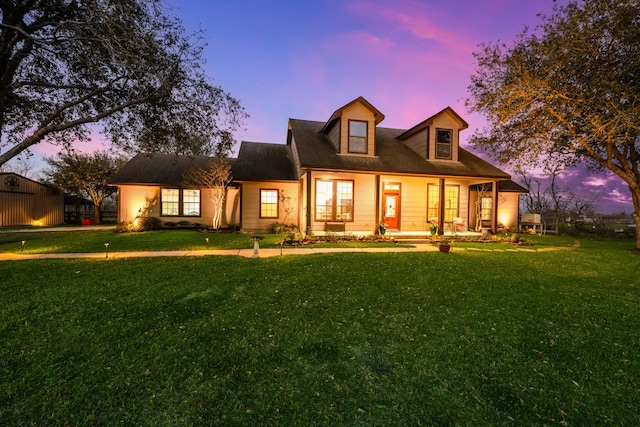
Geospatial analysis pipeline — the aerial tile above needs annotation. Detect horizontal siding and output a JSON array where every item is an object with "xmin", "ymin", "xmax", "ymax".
[
  {"xmin": 402, "ymin": 129, "xmax": 428, "ymax": 159},
  {"xmin": 429, "ymin": 114, "xmax": 460, "ymax": 162},
  {"xmin": 241, "ymin": 182, "xmax": 300, "ymax": 232}
]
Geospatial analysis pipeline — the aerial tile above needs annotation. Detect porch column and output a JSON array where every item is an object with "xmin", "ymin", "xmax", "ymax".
[
  {"xmin": 491, "ymin": 180, "xmax": 498, "ymax": 233},
  {"xmin": 306, "ymin": 170, "xmax": 312, "ymax": 231},
  {"xmin": 438, "ymin": 178, "xmax": 445, "ymax": 235},
  {"xmin": 375, "ymin": 175, "xmax": 381, "ymax": 230}
]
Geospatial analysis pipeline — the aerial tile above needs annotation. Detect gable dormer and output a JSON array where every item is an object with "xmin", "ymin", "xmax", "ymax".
[
  {"xmin": 320, "ymin": 96, "xmax": 385, "ymax": 156},
  {"xmin": 398, "ymin": 107, "xmax": 468, "ymax": 162}
]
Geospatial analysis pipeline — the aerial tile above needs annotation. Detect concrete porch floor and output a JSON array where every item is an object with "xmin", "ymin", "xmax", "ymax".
[{"xmin": 313, "ymin": 230, "xmax": 483, "ymax": 240}]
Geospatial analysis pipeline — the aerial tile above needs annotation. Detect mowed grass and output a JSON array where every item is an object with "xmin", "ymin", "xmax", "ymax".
[
  {"xmin": 0, "ymin": 229, "xmax": 406, "ymax": 254},
  {"xmin": 1, "ymin": 237, "xmax": 639, "ymax": 425}
]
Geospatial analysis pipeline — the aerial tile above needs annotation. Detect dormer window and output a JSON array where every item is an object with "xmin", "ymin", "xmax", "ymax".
[
  {"xmin": 348, "ymin": 120, "xmax": 368, "ymax": 154},
  {"xmin": 436, "ymin": 128, "xmax": 452, "ymax": 160}
]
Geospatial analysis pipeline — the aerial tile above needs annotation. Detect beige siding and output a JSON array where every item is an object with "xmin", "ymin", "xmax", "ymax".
[
  {"xmin": 0, "ymin": 174, "xmax": 63, "ymax": 226},
  {"xmin": 240, "ymin": 182, "xmax": 300, "ymax": 232},
  {"xmin": 117, "ymin": 185, "xmax": 160, "ymax": 224},
  {"xmin": 307, "ymin": 172, "xmax": 377, "ymax": 234},
  {"xmin": 469, "ymin": 189, "xmax": 521, "ymax": 232},
  {"xmin": 428, "ymin": 113, "xmax": 460, "ymax": 162},
  {"xmin": 402, "ymin": 128, "xmax": 429, "ymax": 159},
  {"xmin": 379, "ymin": 176, "xmax": 470, "ymax": 232},
  {"xmin": 339, "ymin": 103, "xmax": 376, "ymax": 156},
  {"xmin": 497, "ymin": 192, "xmax": 520, "ymax": 231},
  {"xmin": 117, "ymin": 184, "xmax": 240, "ymax": 228},
  {"xmin": 327, "ymin": 121, "xmax": 340, "ymax": 151}
]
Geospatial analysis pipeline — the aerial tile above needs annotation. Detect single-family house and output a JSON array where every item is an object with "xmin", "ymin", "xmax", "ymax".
[{"xmin": 109, "ymin": 97, "xmax": 526, "ymax": 235}]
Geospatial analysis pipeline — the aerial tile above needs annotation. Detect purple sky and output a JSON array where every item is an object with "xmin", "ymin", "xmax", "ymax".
[{"xmin": 28, "ymin": 0, "xmax": 633, "ymax": 214}]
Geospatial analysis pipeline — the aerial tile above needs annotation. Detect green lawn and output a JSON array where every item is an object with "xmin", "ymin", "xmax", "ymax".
[
  {"xmin": 1, "ymin": 234, "xmax": 639, "ymax": 425},
  {"xmin": 0, "ymin": 229, "xmax": 407, "ymax": 254}
]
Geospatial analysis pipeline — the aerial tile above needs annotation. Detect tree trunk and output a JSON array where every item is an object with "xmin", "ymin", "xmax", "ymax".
[
  {"xmin": 631, "ymin": 186, "xmax": 640, "ymax": 252},
  {"xmin": 94, "ymin": 203, "xmax": 102, "ymax": 225}
]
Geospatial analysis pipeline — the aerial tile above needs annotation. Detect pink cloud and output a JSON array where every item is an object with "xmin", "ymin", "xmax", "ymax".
[
  {"xmin": 583, "ymin": 177, "xmax": 608, "ymax": 187},
  {"xmin": 348, "ymin": 0, "xmax": 475, "ymax": 53}
]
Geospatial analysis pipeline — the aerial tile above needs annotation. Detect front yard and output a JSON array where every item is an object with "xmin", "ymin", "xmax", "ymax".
[{"xmin": 0, "ymin": 232, "xmax": 638, "ymax": 425}]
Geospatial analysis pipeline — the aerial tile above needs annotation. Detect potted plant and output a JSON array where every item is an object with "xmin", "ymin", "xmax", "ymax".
[
  {"xmin": 439, "ymin": 241, "xmax": 451, "ymax": 253},
  {"xmin": 429, "ymin": 221, "xmax": 438, "ymax": 236},
  {"xmin": 378, "ymin": 221, "xmax": 388, "ymax": 235}
]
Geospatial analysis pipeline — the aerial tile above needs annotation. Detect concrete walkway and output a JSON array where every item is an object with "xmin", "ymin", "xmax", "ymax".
[
  {"xmin": 0, "ymin": 225, "xmax": 580, "ymax": 261},
  {"xmin": 0, "ymin": 240, "xmax": 580, "ymax": 261},
  {"xmin": 0, "ymin": 243, "xmax": 442, "ymax": 261}
]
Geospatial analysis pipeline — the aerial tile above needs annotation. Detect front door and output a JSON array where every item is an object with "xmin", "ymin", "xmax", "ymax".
[{"xmin": 383, "ymin": 183, "xmax": 401, "ymax": 230}]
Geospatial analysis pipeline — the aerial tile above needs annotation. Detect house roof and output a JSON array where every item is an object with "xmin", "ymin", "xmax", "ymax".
[
  {"xmin": 289, "ymin": 119, "xmax": 510, "ymax": 179},
  {"xmin": 108, "ymin": 153, "xmax": 234, "ymax": 186},
  {"xmin": 320, "ymin": 96, "xmax": 385, "ymax": 133},
  {"xmin": 233, "ymin": 142, "xmax": 298, "ymax": 181},
  {"xmin": 109, "ymin": 145, "xmax": 298, "ymax": 186},
  {"xmin": 470, "ymin": 180, "xmax": 529, "ymax": 193},
  {"xmin": 398, "ymin": 106, "xmax": 469, "ymax": 140}
]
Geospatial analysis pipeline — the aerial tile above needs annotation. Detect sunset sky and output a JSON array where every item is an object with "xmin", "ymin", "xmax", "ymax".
[{"xmin": 27, "ymin": 0, "xmax": 633, "ymax": 213}]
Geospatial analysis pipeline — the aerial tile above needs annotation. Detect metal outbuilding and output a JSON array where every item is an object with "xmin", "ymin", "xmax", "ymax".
[{"xmin": 0, "ymin": 173, "xmax": 64, "ymax": 226}]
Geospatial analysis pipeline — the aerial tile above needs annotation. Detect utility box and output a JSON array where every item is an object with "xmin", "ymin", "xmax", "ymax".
[{"xmin": 521, "ymin": 213, "xmax": 541, "ymax": 224}]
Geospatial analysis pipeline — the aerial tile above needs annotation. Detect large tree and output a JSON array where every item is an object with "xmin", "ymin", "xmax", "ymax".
[
  {"xmin": 465, "ymin": 0, "xmax": 640, "ymax": 250},
  {"xmin": 0, "ymin": 0, "xmax": 246, "ymax": 165},
  {"xmin": 46, "ymin": 150, "xmax": 126, "ymax": 224}
]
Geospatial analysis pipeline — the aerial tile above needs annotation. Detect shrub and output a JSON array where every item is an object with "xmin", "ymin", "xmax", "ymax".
[
  {"xmin": 136, "ymin": 216, "xmax": 162, "ymax": 231},
  {"xmin": 269, "ymin": 222, "xmax": 299, "ymax": 234}
]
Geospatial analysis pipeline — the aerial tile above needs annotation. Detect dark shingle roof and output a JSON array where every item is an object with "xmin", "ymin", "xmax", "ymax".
[
  {"xmin": 108, "ymin": 153, "xmax": 235, "ymax": 186},
  {"xmin": 232, "ymin": 142, "xmax": 298, "ymax": 181},
  {"xmin": 289, "ymin": 119, "xmax": 510, "ymax": 179},
  {"xmin": 470, "ymin": 180, "xmax": 529, "ymax": 193}
]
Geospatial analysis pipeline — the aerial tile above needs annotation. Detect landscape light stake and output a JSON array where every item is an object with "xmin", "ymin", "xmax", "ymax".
[
  {"xmin": 105, "ymin": 243, "xmax": 109, "ymax": 258},
  {"xmin": 205, "ymin": 237, "xmax": 209, "ymax": 247},
  {"xmin": 21, "ymin": 240, "xmax": 25, "ymax": 253}
]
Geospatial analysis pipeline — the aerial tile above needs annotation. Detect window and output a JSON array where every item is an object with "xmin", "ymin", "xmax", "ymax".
[
  {"xmin": 315, "ymin": 180, "xmax": 354, "ymax": 221},
  {"xmin": 260, "ymin": 189, "xmax": 279, "ymax": 218},
  {"xmin": 183, "ymin": 189, "xmax": 201, "ymax": 216},
  {"xmin": 427, "ymin": 184, "xmax": 459, "ymax": 222},
  {"xmin": 348, "ymin": 120, "xmax": 368, "ymax": 153},
  {"xmin": 481, "ymin": 197, "xmax": 492, "ymax": 221},
  {"xmin": 436, "ymin": 128, "xmax": 452, "ymax": 159},
  {"xmin": 161, "ymin": 188, "xmax": 200, "ymax": 217},
  {"xmin": 161, "ymin": 189, "xmax": 179, "ymax": 216}
]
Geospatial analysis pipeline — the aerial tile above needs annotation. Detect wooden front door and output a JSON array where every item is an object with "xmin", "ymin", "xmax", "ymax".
[{"xmin": 383, "ymin": 183, "xmax": 401, "ymax": 230}]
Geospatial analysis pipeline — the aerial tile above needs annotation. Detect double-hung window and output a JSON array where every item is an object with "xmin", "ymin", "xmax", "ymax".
[
  {"xmin": 427, "ymin": 184, "xmax": 459, "ymax": 222},
  {"xmin": 161, "ymin": 188, "xmax": 201, "ymax": 217},
  {"xmin": 348, "ymin": 120, "xmax": 368, "ymax": 154},
  {"xmin": 315, "ymin": 179, "xmax": 354, "ymax": 221},
  {"xmin": 436, "ymin": 128, "xmax": 452, "ymax": 160},
  {"xmin": 480, "ymin": 197, "xmax": 492, "ymax": 221},
  {"xmin": 260, "ymin": 189, "xmax": 279, "ymax": 218}
]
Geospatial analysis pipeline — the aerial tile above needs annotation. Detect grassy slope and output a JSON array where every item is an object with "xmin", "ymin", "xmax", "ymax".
[{"xmin": 1, "ymin": 237, "xmax": 639, "ymax": 425}]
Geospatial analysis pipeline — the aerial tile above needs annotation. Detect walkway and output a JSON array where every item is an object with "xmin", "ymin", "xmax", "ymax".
[
  {"xmin": 0, "ymin": 224, "xmax": 580, "ymax": 261},
  {"xmin": 0, "ymin": 241, "xmax": 580, "ymax": 261}
]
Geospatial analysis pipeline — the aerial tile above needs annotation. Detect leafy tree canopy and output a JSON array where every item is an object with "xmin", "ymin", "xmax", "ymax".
[
  {"xmin": 0, "ymin": 0, "xmax": 247, "ymax": 166},
  {"xmin": 46, "ymin": 150, "xmax": 126, "ymax": 224},
  {"xmin": 465, "ymin": 0, "xmax": 640, "ymax": 249}
]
